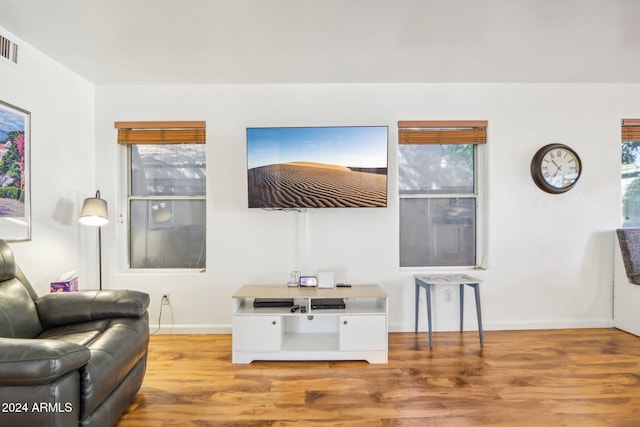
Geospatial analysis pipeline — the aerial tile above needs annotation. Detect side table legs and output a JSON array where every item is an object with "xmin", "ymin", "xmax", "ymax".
[
  {"xmin": 473, "ymin": 284, "xmax": 484, "ymax": 347},
  {"xmin": 459, "ymin": 283, "xmax": 484, "ymax": 347},
  {"xmin": 425, "ymin": 283, "xmax": 433, "ymax": 348},
  {"xmin": 414, "ymin": 282, "xmax": 420, "ymax": 333},
  {"xmin": 415, "ymin": 282, "xmax": 434, "ymax": 348},
  {"xmin": 415, "ymin": 279, "xmax": 483, "ymax": 348}
]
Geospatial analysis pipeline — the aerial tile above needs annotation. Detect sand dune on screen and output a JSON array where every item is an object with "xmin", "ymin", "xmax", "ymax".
[{"xmin": 248, "ymin": 162, "xmax": 387, "ymax": 208}]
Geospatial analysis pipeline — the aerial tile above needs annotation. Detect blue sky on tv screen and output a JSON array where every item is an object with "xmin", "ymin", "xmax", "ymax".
[{"xmin": 247, "ymin": 126, "xmax": 388, "ymax": 169}]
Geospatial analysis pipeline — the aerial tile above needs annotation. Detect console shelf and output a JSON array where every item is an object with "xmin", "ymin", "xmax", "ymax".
[{"xmin": 232, "ymin": 284, "xmax": 388, "ymax": 364}]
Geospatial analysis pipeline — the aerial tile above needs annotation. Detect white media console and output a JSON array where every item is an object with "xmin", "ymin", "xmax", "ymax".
[{"xmin": 231, "ymin": 284, "xmax": 388, "ymax": 364}]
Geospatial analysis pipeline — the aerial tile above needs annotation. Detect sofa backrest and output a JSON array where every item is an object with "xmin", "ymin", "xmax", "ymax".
[
  {"xmin": 616, "ymin": 228, "xmax": 640, "ymax": 286},
  {"xmin": 0, "ymin": 240, "xmax": 43, "ymax": 338}
]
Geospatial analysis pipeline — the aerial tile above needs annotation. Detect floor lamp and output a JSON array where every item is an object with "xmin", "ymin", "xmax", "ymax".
[{"xmin": 79, "ymin": 190, "xmax": 109, "ymax": 290}]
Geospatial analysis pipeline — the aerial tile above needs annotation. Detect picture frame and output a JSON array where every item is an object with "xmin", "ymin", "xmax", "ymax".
[{"xmin": 0, "ymin": 100, "xmax": 30, "ymax": 241}]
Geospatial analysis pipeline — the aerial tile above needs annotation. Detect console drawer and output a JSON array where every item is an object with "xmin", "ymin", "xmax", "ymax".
[
  {"xmin": 232, "ymin": 315, "xmax": 283, "ymax": 351},
  {"xmin": 339, "ymin": 315, "xmax": 387, "ymax": 351}
]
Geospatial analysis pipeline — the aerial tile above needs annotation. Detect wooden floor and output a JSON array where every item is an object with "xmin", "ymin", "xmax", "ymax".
[{"xmin": 116, "ymin": 329, "xmax": 640, "ymax": 426}]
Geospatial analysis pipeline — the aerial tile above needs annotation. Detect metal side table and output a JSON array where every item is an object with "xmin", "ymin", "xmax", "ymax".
[{"xmin": 414, "ymin": 274, "xmax": 484, "ymax": 348}]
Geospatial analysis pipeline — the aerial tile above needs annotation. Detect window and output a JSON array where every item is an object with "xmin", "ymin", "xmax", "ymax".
[
  {"xmin": 398, "ymin": 121, "xmax": 486, "ymax": 267},
  {"xmin": 622, "ymin": 119, "xmax": 640, "ymax": 227},
  {"xmin": 116, "ymin": 121, "xmax": 206, "ymax": 269}
]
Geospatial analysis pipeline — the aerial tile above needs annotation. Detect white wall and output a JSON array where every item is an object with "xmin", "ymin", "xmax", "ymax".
[
  {"xmin": 0, "ymin": 24, "xmax": 630, "ymax": 333},
  {"xmin": 0, "ymin": 27, "xmax": 95, "ymax": 292},
  {"xmin": 95, "ymin": 83, "xmax": 633, "ymax": 333}
]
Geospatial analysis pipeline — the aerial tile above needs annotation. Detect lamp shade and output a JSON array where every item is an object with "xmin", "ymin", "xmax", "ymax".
[
  {"xmin": 79, "ymin": 191, "xmax": 109, "ymax": 227},
  {"xmin": 151, "ymin": 202, "xmax": 172, "ymax": 223}
]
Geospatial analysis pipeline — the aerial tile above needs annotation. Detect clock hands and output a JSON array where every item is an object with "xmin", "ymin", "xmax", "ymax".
[
  {"xmin": 543, "ymin": 152, "xmax": 574, "ymax": 180},
  {"xmin": 551, "ymin": 159, "xmax": 562, "ymax": 177}
]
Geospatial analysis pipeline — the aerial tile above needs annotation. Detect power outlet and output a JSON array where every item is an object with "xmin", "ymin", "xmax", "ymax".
[
  {"xmin": 444, "ymin": 289, "xmax": 453, "ymax": 303},
  {"xmin": 162, "ymin": 293, "xmax": 170, "ymax": 305}
]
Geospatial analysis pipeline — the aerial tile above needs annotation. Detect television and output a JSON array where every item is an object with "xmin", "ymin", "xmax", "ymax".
[{"xmin": 247, "ymin": 126, "xmax": 388, "ymax": 209}]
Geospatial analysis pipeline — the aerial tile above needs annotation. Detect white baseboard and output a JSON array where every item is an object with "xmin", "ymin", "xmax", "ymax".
[
  {"xmin": 389, "ymin": 319, "xmax": 614, "ymax": 333},
  {"xmin": 150, "ymin": 320, "xmax": 614, "ymax": 335},
  {"xmin": 151, "ymin": 324, "xmax": 232, "ymax": 334}
]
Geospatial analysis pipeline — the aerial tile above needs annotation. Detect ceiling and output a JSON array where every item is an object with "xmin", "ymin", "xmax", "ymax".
[{"xmin": 1, "ymin": 0, "xmax": 639, "ymax": 85}]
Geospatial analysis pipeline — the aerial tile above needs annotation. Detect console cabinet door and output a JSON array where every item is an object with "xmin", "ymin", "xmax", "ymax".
[
  {"xmin": 232, "ymin": 315, "xmax": 282, "ymax": 351},
  {"xmin": 339, "ymin": 315, "xmax": 387, "ymax": 351}
]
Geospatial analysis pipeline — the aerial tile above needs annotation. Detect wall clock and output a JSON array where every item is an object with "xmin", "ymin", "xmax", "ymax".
[{"xmin": 530, "ymin": 143, "xmax": 582, "ymax": 194}]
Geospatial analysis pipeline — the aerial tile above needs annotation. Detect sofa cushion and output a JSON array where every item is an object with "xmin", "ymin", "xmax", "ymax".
[
  {"xmin": 0, "ymin": 337, "xmax": 90, "ymax": 386},
  {"xmin": 0, "ymin": 278, "xmax": 43, "ymax": 338},
  {"xmin": 37, "ymin": 319, "xmax": 110, "ymax": 346}
]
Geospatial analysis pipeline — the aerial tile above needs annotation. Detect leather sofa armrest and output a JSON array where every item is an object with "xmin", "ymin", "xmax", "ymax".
[
  {"xmin": 0, "ymin": 338, "xmax": 90, "ymax": 386},
  {"xmin": 35, "ymin": 290, "xmax": 150, "ymax": 329}
]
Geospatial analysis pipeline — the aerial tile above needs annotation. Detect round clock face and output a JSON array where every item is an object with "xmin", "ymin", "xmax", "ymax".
[{"xmin": 531, "ymin": 144, "xmax": 582, "ymax": 194}]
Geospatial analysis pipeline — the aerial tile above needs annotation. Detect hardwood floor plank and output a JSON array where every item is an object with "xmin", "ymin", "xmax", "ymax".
[{"xmin": 117, "ymin": 329, "xmax": 640, "ymax": 426}]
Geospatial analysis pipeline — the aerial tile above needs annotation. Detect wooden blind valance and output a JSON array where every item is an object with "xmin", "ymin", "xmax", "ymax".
[
  {"xmin": 115, "ymin": 121, "xmax": 206, "ymax": 144},
  {"xmin": 622, "ymin": 119, "xmax": 640, "ymax": 141},
  {"xmin": 398, "ymin": 120, "xmax": 487, "ymax": 145}
]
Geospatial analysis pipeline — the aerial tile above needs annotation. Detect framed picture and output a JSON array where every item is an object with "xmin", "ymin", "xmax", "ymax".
[{"xmin": 0, "ymin": 100, "xmax": 30, "ymax": 241}]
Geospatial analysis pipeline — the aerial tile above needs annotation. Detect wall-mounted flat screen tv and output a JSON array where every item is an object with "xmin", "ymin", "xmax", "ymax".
[{"xmin": 247, "ymin": 126, "xmax": 388, "ymax": 209}]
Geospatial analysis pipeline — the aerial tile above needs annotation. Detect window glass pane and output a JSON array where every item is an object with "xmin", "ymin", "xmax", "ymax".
[
  {"xmin": 130, "ymin": 199, "xmax": 206, "ymax": 268},
  {"xmin": 131, "ymin": 144, "xmax": 206, "ymax": 196},
  {"xmin": 622, "ymin": 140, "xmax": 640, "ymax": 227},
  {"xmin": 400, "ymin": 198, "xmax": 476, "ymax": 267},
  {"xmin": 398, "ymin": 144, "xmax": 474, "ymax": 194}
]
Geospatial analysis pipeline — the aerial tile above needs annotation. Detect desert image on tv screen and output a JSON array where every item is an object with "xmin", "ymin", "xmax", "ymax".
[{"xmin": 247, "ymin": 126, "xmax": 388, "ymax": 208}]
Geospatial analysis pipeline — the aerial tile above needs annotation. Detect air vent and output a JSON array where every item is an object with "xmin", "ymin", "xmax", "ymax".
[{"xmin": 0, "ymin": 34, "xmax": 18, "ymax": 64}]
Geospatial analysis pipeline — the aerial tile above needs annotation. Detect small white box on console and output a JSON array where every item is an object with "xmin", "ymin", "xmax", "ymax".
[{"xmin": 317, "ymin": 271, "xmax": 335, "ymax": 288}]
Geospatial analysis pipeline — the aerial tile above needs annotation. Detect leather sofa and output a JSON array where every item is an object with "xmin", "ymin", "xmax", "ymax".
[{"xmin": 0, "ymin": 240, "xmax": 150, "ymax": 427}]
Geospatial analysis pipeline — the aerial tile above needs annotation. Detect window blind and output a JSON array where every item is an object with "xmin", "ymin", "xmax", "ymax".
[
  {"xmin": 115, "ymin": 121, "xmax": 206, "ymax": 144},
  {"xmin": 398, "ymin": 120, "xmax": 487, "ymax": 145},
  {"xmin": 622, "ymin": 119, "xmax": 640, "ymax": 141}
]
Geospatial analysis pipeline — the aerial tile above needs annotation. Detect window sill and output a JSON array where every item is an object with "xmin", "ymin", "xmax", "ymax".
[
  {"xmin": 119, "ymin": 268, "xmax": 207, "ymax": 275},
  {"xmin": 400, "ymin": 265, "xmax": 485, "ymax": 272}
]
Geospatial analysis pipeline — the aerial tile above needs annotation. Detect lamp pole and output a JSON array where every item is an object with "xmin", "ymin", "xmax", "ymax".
[
  {"xmin": 79, "ymin": 190, "xmax": 109, "ymax": 290},
  {"xmin": 98, "ymin": 225, "xmax": 103, "ymax": 290}
]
